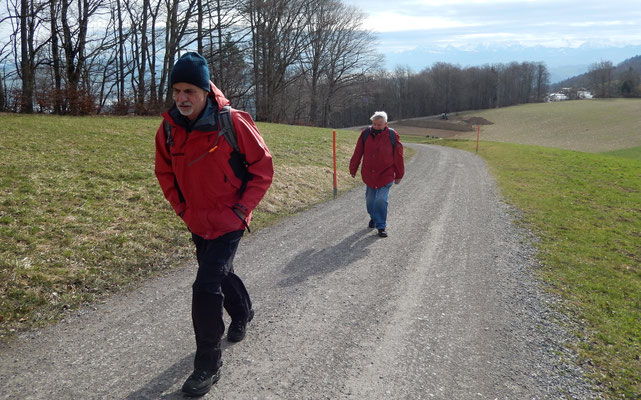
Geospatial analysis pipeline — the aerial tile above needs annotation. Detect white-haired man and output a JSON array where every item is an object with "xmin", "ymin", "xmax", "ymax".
[{"xmin": 349, "ymin": 111, "xmax": 404, "ymax": 237}]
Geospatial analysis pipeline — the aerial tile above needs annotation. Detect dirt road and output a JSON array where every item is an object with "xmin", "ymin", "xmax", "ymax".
[{"xmin": 0, "ymin": 144, "xmax": 598, "ymax": 399}]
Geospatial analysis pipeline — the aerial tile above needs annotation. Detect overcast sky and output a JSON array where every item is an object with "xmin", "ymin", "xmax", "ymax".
[{"xmin": 341, "ymin": 0, "xmax": 641, "ymax": 80}]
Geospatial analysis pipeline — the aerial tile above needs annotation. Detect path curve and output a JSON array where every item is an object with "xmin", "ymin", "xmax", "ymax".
[{"xmin": 0, "ymin": 144, "xmax": 599, "ymax": 399}]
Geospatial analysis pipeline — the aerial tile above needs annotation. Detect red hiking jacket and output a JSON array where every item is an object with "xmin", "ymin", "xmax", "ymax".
[
  {"xmin": 155, "ymin": 82, "xmax": 273, "ymax": 240},
  {"xmin": 349, "ymin": 127, "xmax": 404, "ymax": 189}
]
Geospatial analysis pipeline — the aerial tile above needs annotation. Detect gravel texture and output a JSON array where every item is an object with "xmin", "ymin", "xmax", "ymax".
[{"xmin": 0, "ymin": 144, "xmax": 601, "ymax": 399}]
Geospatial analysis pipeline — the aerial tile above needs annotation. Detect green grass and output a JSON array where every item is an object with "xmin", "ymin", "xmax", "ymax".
[
  {"xmin": 455, "ymin": 99, "xmax": 641, "ymax": 153},
  {"xmin": 0, "ymin": 114, "xmax": 375, "ymax": 338},
  {"xmin": 420, "ymin": 136, "xmax": 641, "ymax": 398},
  {"xmin": 601, "ymin": 146, "xmax": 641, "ymax": 161}
]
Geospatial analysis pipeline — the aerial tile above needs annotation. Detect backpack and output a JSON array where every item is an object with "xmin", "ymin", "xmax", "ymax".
[
  {"xmin": 163, "ymin": 105, "xmax": 252, "ymax": 195},
  {"xmin": 163, "ymin": 105, "xmax": 239, "ymax": 152},
  {"xmin": 164, "ymin": 105, "xmax": 253, "ymax": 232},
  {"xmin": 362, "ymin": 127, "xmax": 397, "ymax": 148}
]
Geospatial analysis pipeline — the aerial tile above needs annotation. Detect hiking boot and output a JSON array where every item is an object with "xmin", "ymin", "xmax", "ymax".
[
  {"xmin": 228, "ymin": 309, "xmax": 254, "ymax": 342},
  {"xmin": 181, "ymin": 368, "xmax": 220, "ymax": 397},
  {"xmin": 377, "ymin": 229, "xmax": 388, "ymax": 238},
  {"xmin": 368, "ymin": 219, "xmax": 375, "ymax": 228}
]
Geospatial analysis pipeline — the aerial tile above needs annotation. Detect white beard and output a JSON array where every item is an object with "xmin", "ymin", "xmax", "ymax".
[{"xmin": 177, "ymin": 103, "xmax": 194, "ymax": 117}]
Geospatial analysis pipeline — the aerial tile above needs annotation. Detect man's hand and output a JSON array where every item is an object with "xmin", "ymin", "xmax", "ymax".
[{"xmin": 394, "ymin": 179, "xmax": 402, "ymax": 185}]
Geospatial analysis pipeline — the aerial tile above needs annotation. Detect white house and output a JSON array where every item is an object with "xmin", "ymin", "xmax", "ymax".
[
  {"xmin": 577, "ymin": 90, "xmax": 593, "ymax": 99},
  {"xmin": 547, "ymin": 93, "xmax": 569, "ymax": 101}
]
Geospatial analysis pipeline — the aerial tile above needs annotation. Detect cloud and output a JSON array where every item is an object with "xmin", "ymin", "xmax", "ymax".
[
  {"xmin": 365, "ymin": 13, "xmax": 476, "ymax": 32},
  {"xmin": 567, "ymin": 20, "xmax": 637, "ymax": 28},
  {"xmin": 357, "ymin": 0, "xmax": 641, "ymax": 44}
]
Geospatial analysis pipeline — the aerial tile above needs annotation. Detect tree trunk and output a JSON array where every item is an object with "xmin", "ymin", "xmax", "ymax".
[
  {"xmin": 197, "ymin": 0, "xmax": 203, "ymax": 54},
  {"xmin": 50, "ymin": 0, "xmax": 63, "ymax": 114},
  {"xmin": 117, "ymin": 0, "xmax": 125, "ymax": 105},
  {"xmin": 137, "ymin": 0, "xmax": 149, "ymax": 113},
  {"xmin": 20, "ymin": 0, "xmax": 34, "ymax": 113},
  {"xmin": 0, "ymin": 75, "xmax": 5, "ymax": 111},
  {"xmin": 216, "ymin": 0, "xmax": 224, "ymax": 89}
]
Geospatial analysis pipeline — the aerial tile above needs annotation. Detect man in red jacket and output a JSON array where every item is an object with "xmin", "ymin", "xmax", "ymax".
[
  {"xmin": 349, "ymin": 111, "xmax": 404, "ymax": 238},
  {"xmin": 154, "ymin": 52, "xmax": 273, "ymax": 397}
]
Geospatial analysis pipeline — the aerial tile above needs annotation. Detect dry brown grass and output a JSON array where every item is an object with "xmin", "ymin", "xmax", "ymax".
[
  {"xmin": 394, "ymin": 99, "xmax": 641, "ymax": 154},
  {"xmin": 453, "ymin": 99, "xmax": 641, "ymax": 152}
]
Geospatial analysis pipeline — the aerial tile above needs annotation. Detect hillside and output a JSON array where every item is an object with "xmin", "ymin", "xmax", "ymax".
[
  {"xmin": 552, "ymin": 54, "xmax": 641, "ymax": 91},
  {"xmin": 394, "ymin": 99, "xmax": 641, "ymax": 153}
]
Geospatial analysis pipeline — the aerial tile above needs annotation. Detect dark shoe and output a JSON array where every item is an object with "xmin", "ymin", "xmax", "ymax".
[
  {"xmin": 377, "ymin": 229, "xmax": 388, "ymax": 238},
  {"xmin": 368, "ymin": 219, "xmax": 375, "ymax": 228},
  {"xmin": 228, "ymin": 309, "xmax": 254, "ymax": 342},
  {"xmin": 181, "ymin": 368, "xmax": 220, "ymax": 397}
]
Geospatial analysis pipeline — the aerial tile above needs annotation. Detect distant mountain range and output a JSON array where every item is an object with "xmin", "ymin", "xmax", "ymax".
[{"xmin": 383, "ymin": 43, "xmax": 641, "ymax": 84}]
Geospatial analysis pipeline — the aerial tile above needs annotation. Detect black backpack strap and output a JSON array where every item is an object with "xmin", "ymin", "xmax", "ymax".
[
  {"xmin": 217, "ymin": 105, "xmax": 239, "ymax": 153},
  {"xmin": 362, "ymin": 126, "xmax": 396, "ymax": 149},
  {"xmin": 163, "ymin": 120, "xmax": 174, "ymax": 147},
  {"xmin": 388, "ymin": 128, "xmax": 396, "ymax": 149},
  {"xmin": 362, "ymin": 127, "xmax": 371, "ymax": 145},
  {"xmin": 218, "ymin": 105, "xmax": 253, "ymax": 200}
]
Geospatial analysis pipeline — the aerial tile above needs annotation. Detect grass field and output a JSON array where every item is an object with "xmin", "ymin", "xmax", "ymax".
[
  {"xmin": 601, "ymin": 145, "xmax": 641, "ymax": 161},
  {"xmin": 0, "ymin": 114, "xmax": 381, "ymax": 339},
  {"xmin": 453, "ymin": 98, "xmax": 641, "ymax": 153},
  {"xmin": 403, "ymin": 99, "xmax": 641, "ymax": 398}
]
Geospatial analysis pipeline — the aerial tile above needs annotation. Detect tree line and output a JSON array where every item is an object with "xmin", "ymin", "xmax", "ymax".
[
  {"xmin": 1, "ymin": 0, "xmax": 550, "ymax": 128},
  {"xmin": 552, "ymin": 56, "xmax": 641, "ymax": 99}
]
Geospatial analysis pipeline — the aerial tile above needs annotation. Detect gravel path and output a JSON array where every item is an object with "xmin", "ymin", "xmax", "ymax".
[{"xmin": 0, "ymin": 144, "xmax": 600, "ymax": 399}]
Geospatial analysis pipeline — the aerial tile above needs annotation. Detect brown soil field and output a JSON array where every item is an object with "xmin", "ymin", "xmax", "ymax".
[{"xmin": 388, "ymin": 115, "xmax": 493, "ymax": 139}]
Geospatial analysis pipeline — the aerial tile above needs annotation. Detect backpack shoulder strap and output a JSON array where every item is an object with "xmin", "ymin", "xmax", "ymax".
[
  {"xmin": 362, "ymin": 127, "xmax": 396, "ymax": 149},
  {"xmin": 163, "ymin": 120, "xmax": 174, "ymax": 147},
  {"xmin": 217, "ymin": 105, "xmax": 240, "ymax": 153},
  {"xmin": 362, "ymin": 127, "xmax": 371, "ymax": 145},
  {"xmin": 388, "ymin": 128, "xmax": 396, "ymax": 148}
]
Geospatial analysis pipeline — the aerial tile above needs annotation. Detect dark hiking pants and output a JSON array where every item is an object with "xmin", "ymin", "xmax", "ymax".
[{"xmin": 191, "ymin": 230, "xmax": 252, "ymax": 371}]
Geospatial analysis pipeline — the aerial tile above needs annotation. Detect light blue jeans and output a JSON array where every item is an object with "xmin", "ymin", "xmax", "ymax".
[{"xmin": 365, "ymin": 182, "xmax": 393, "ymax": 230}]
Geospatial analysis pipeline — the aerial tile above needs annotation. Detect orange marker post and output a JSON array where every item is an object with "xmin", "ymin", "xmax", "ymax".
[
  {"xmin": 332, "ymin": 130, "xmax": 338, "ymax": 199},
  {"xmin": 475, "ymin": 125, "xmax": 480, "ymax": 154}
]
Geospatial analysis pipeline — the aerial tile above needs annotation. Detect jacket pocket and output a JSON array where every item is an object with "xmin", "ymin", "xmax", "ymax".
[
  {"xmin": 181, "ymin": 208, "xmax": 210, "ymax": 236},
  {"xmin": 208, "ymin": 206, "xmax": 245, "ymax": 233}
]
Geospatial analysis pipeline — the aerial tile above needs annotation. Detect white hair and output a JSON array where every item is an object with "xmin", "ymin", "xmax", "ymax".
[{"xmin": 370, "ymin": 111, "xmax": 388, "ymax": 123}]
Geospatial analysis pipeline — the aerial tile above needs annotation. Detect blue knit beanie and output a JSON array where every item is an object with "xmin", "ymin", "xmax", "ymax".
[{"xmin": 170, "ymin": 52, "xmax": 210, "ymax": 92}]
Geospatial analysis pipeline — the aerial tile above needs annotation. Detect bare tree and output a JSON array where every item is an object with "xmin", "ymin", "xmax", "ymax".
[
  {"xmin": 121, "ymin": 0, "xmax": 152, "ymax": 114},
  {"xmin": 299, "ymin": 0, "xmax": 337, "ymax": 125},
  {"xmin": 244, "ymin": 0, "xmax": 310, "ymax": 121},
  {"xmin": 57, "ymin": 0, "xmax": 106, "ymax": 114},
  {"xmin": 48, "ymin": 0, "xmax": 63, "ymax": 113},
  {"xmin": 589, "ymin": 60, "xmax": 614, "ymax": 98},
  {"xmin": 145, "ymin": 0, "xmax": 162, "ymax": 111},
  {"xmin": 201, "ymin": 0, "xmax": 249, "ymax": 103},
  {"xmin": 9, "ymin": 0, "xmax": 49, "ymax": 113},
  {"xmin": 0, "ymin": 71, "xmax": 5, "ymax": 111},
  {"xmin": 534, "ymin": 62, "xmax": 549, "ymax": 102},
  {"xmin": 318, "ymin": 4, "xmax": 378, "ymax": 127},
  {"xmin": 429, "ymin": 62, "xmax": 462, "ymax": 114},
  {"xmin": 160, "ymin": 0, "xmax": 197, "ymax": 108},
  {"xmin": 205, "ymin": 32, "xmax": 252, "ymax": 107},
  {"xmin": 389, "ymin": 66, "xmax": 412, "ymax": 120}
]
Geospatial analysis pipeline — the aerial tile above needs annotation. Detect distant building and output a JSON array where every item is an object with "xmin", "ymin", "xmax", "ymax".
[
  {"xmin": 546, "ymin": 87, "xmax": 593, "ymax": 101},
  {"xmin": 547, "ymin": 93, "xmax": 569, "ymax": 102},
  {"xmin": 577, "ymin": 90, "xmax": 593, "ymax": 99}
]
